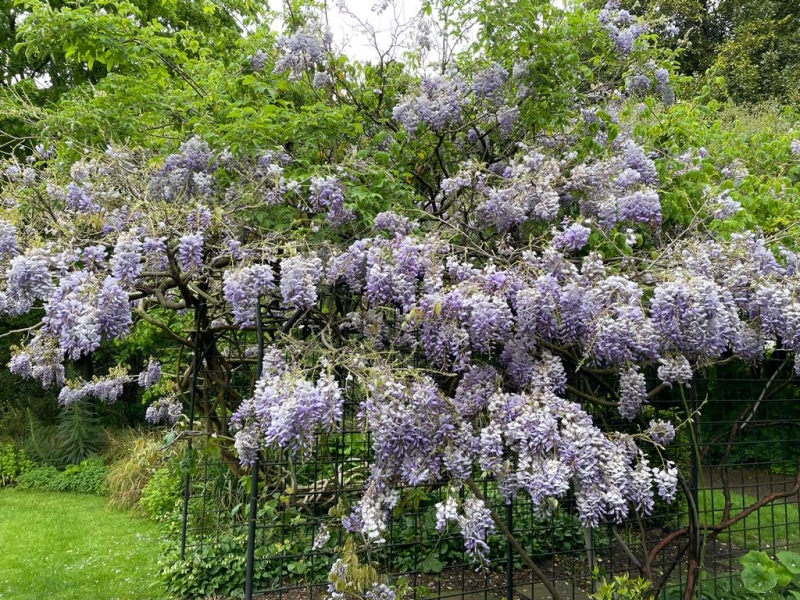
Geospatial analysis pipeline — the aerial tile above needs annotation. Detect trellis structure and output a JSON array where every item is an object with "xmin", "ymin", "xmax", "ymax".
[{"xmin": 177, "ymin": 321, "xmax": 800, "ymax": 600}]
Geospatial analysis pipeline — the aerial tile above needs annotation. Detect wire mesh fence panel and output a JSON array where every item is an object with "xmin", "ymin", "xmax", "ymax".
[{"xmin": 177, "ymin": 350, "xmax": 800, "ymax": 600}]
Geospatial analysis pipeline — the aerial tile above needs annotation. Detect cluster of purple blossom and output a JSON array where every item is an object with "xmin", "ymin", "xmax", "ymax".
[
  {"xmin": 42, "ymin": 271, "xmax": 131, "ymax": 360},
  {"xmin": 435, "ymin": 494, "xmax": 496, "ymax": 563},
  {"xmin": 58, "ymin": 373, "xmax": 127, "ymax": 406},
  {"xmin": 598, "ymin": 0, "xmax": 648, "ymax": 55},
  {"xmin": 475, "ymin": 149, "xmax": 562, "ymax": 229},
  {"xmin": 138, "ymin": 359, "xmax": 162, "ymax": 388},
  {"xmin": 149, "ymin": 136, "xmax": 217, "ymax": 201},
  {"xmin": 393, "ymin": 74, "xmax": 466, "ymax": 134},
  {"xmin": 471, "ymin": 62, "xmax": 508, "ymax": 102},
  {"xmin": 326, "ymin": 232, "xmax": 446, "ymax": 313},
  {"xmin": 480, "ymin": 383, "xmax": 677, "ymax": 526},
  {"xmin": 230, "ymin": 350, "xmax": 343, "ymax": 464},
  {"xmin": 223, "ymin": 264, "xmax": 276, "ymax": 327},
  {"xmin": 280, "ymin": 254, "xmax": 322, "ymax": 309},
  {"xmin": 273, "ymin": 26, "xmax": 329, "ymax": 80},
  {"xmin": 145, "ymin": 397, "xmax": 182, "ymax": 425},
  {"xmin": 111, "ymin": 235, "xmax": 143, "ymax": 288},
  {"xmin": 9, "ymin": 335, "xmax": 66, "ymax": 389},
  {"xmin": 3, "ymin": 253, "xmax": 55, "ymax": 316},
  {"xmin": 308, "ymin": 176, "xmax": 353, "ymax": 226},
  {"xmin": 625, "ymin": 66, "xmax": 674, "ymax": 106},
  {"xmin": 0, "ymin": 220, "xmax": 18, "ymax": 260},
  {"xmin": 65, "ymin": 183, "xmax": 100, "ymax": 213}
]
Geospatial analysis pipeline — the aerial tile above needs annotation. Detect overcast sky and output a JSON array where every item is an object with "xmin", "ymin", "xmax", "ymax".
[{"xmin": 323, "ymin": 0, "xmax": 426, "ymax": 63}]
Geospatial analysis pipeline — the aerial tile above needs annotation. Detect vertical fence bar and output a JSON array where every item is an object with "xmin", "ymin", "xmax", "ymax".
[
  {"xmin": 506, "ymin": 503, "xmax": 513, "ymax": 600},
  {"xmin": 683, "ymin": 382, "xmax": 701, "ymax": 600},
  {"xmin": 180, "ymin": 327, "xmax": 203, "ymax": 561},
  {"xmin": 245, "ymin": 299, "xmax": 265, "ymax": 600}
]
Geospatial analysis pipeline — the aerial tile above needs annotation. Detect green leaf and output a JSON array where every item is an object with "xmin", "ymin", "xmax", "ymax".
[
  {"xmin": 774, "ymin": 565, "xmax": 794, "ymax": 588},
  {"xmin": 422, "ymin": 555, "xmax": 443, "ymax": 574},
  {"xmin": 777, "ymin": 551, "xmax": 800, "ymax": 575},
  {"xmin": 740, "ymin": 551, "xmax": 775, "ymax": 570},
  {"xmin": 741, "ymin": 564, "xmax": 778, "ymax": 594}
]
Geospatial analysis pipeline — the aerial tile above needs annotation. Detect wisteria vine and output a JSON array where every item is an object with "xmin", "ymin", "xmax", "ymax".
[{"xmin": 1, "ymin": 1, "xmax": 799, "ymax": 593}]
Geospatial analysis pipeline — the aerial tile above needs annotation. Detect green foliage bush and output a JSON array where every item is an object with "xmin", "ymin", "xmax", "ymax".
[
  {"xmin": 139, "ymin": 464, "xmax": 182, "ymax": 521},
  {"xmin": 0, "ymin": 442, "xmax": 33, "ymax": 486},
  {"xmin": 158, "ymin": 534, "xmax": 249, "ymax": 599},
  {"xmin": 16, "ymin": 457, "xmax": 108, "ymax": 495},
  {"xmin": 589, "ymin": 571, "xmax": 651, "ymax": 599}
]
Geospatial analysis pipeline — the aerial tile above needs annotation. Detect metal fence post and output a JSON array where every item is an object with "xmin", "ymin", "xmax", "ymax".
[
  {"xmin": 180, "ymin": 327, "xmax": 203, "ymax": 561},
  {"xmin": 506, "ymin": 502, "xmax": 514, "ymax": 600},
  {"xmin": 245, "ymin": 299, "xmax": 265, "ymax": 600}
]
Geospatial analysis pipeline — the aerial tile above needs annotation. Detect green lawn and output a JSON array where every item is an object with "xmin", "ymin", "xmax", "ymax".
[
  {"xmin": 0, "ymin": 488, "xmax": 166, "ymax": 600},
  {"xmin": 695, "ymin": 489, "xmax": 800, "ymax": 550}
]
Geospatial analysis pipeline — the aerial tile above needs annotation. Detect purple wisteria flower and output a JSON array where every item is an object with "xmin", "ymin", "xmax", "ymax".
[
  {"xmin": 647, "ymin": 419, "xmax": 676, "ymax": 446},
  {"xmin": 372, "ymin": 211, "xmax": 417, "ymax": 236},
  {"xmin": 43, "ymin": 271, "xmax": 131, "ymax": 360},
  {"xmin": 657, "ymin": 355, "xmax": 693, "ymax": 386},
  {"xmin": 711, "ymin": 190, "xmax": 742, "ymax": 220},
  {"xmin": 178, "ymin": 233, "xmax": 204, "ymax": 273},
  {"xmin": 150, "ymin": 136, "xmax": 217, "ymax": 201},
  {"xmin": 187, "ymin": 203, "xmax": 212, "ymax": 232},
  {"xmin": 280, "ymin": 254, "xmax": 322, "ymax": 309},
  {"xmin": 58, "ymin": 374, "xmax": 127, "ymax": 406},
  {"xmin": 472, "ymin": 62, "xmax": 508, "ymax": 101},
  {"xmin": 599, "ymin": 0, "xmax": 648, "ymax": 54},
  {"xmin": 145, "ymin": 397, "xmax": 182, "ymax": 425},
  {"xmin": 650, "ymin": 275, "xmax": 740, "ymax": 359},
  {"xmin": 249, "ymin": 50, "xmax": 267, "ymax": 72},
  {"xmin": 143, "ymin": 236, "xmax": 168, "ymax": 270},
  {"xmin": 458, "ymin": 497, "xmax": 495, "ymax": 564},
  {"xmin": 553, "ymin": 222, "xmax": 591, "ymax": 252},
  {"xmin": 619, "ymin": 367, "xmax": 647, "ymax": 420},
  {"xmin": 223, "ymin": 264, "xmax": 275, "ymax": 327},
  {"xmin": 230, "ymin": 352, "xmax": 343, "ymax": 460},
  {"xmin": 138, "ymin": 359, "xmax": 162, "ymax": 389},
  {"xmin": 111, "ymin": 235, "xmax": 143, "ymax": 288},
  {"xmin": 9, "ymin": 335, "xmax": 65, "ymax": 388},
  {"xmin": 0, "ymin": 220, "xmax": 18, "ymax": 259},
  {"xmin": 4, "ymin": 254, "xmax": 55, "ymax": 316},
  {"xmin": 393, "ymin": 74, "xmax": 465, "ymax": 134},
  {"xmin": 618, "ymin": 188, "xmax": 662, "ymax": 225},
  {"xmin": 309, "ymin": 176, "xmax": 353, "ymax": 226},
  {"xmin": 273, "ymin": 27, "xmax": 327, "ymax": 80},
  {"xmin": 65, "ymin": 183, "xmax": 100, "ymax": 212}
]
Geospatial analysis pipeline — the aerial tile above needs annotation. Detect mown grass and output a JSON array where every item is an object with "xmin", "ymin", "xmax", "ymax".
[
  {"xmin": 695, "ymin": 489, "xmax": 800, "ymax": 550},
  {"xmin": 0, "ymin": 488, "xmax": 166, "ymax": 600}
]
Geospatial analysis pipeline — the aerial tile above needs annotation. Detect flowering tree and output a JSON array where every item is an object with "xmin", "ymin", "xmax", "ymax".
[{"xmin": 2, "ymin": 1, "xmax": 800, "ymax": 598}]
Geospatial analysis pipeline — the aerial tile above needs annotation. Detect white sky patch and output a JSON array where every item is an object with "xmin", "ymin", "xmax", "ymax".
[{"xmin": 325, "ymin": 0, "xmax": 425, "ymax": 63}]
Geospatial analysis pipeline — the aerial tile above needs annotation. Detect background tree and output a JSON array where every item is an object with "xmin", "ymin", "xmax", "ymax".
[{"xmin": 586, "ymin": 0, "xmax": 800, "ymax": 103}]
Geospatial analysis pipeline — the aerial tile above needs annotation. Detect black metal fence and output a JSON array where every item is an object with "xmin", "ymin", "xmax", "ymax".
[{"xmin": 177, "ymin": 334, "xmax": 800, "ymax": 600}]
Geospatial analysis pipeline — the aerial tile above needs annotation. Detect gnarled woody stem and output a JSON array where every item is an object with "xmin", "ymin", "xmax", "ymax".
[{"xmin": 465, "ymin": 477, "xmax": 564, "ymax": 600}]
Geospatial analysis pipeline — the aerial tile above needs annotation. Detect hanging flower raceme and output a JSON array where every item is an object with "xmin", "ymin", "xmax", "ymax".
[
  {"xmin": 223, "ymin": 264, "xmax": 276, "ymax": 327},
  {"xmin": 230, "ymin": 350, "xmax": 344, "ymax": 464},
  {"xmin": 42, "ymin": 270, "xmax": 131, "ymax": 361}
]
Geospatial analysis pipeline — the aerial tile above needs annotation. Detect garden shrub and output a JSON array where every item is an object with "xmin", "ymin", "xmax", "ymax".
[
  {"xmin": 16, "ymin": 464, "xmax": 62, "ymax": 491},
  {"xmin": 590, "ymin": 571, "xmax": 651, "ymax": 599},
  {"xmin": 139, "ymin": 464, "xmax": 182, "ymax": 521},
  {"xmin": 16, "ymin": 457, "xmax": 108, "ymax": 495},
  {"xmin": 0, "ymin": 441, "xmax": 33, "ymax": 486},
  {"xmin": 158, "ymin": 534, "xmax": 249, "ymax": 599}
]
